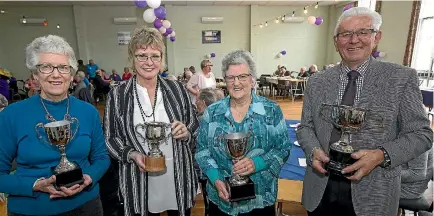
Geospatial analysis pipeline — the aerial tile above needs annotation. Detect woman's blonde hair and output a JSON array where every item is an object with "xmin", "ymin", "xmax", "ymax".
[{"xmin": 128, "ymin": 26, "xmax": 166, "ymax": 72}]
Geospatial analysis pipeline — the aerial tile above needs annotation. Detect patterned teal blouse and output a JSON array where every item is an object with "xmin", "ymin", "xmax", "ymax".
[{"xmin": 195, "ymin": 93, "xmax": 291, "ymax": 215}]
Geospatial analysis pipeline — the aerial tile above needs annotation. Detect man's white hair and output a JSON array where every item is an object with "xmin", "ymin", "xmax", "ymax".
[{"xmin": 334, "ymin": 7, "xmax": 382, "ymax": 36}]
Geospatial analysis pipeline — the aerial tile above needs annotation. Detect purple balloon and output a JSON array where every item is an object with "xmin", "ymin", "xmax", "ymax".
[
  {"xmin": 343, "ymin": 4, "xmax": 354, "ymax": 12},
  {"xmin": 315, "ymin": 16, "xmax": 323, "ymax": 25},
  {"xmin": 163, "ymin": 32, "xmax": 169, "ymax": 37},
  {"xmin": 153, "ymin": 19, "xmax": 163, "ymax": 29},
  {"xmin": 166, "ymin": 27, "xmax": 173, "ymax": 34},
  {"xmin": 170, "ymin": 36, "xmax": 176, "ymax": 42},
  {"xmin": 154, "ymin": 6, "xmax": 166, "ymax": 20},
  {"xmin": 135, "ymin": 0, "xmax": 147, "ymax": 8},
  {"xmin": 210, "ymin": 53, "xmax": 216, "ymax": 58},
  {"xmin": 373, "ymin": 51, "xmax": 380, "ymax": 57},
  {"xmin": 280, "ymin": 50, "xmax": 287, "ymax": 55}
]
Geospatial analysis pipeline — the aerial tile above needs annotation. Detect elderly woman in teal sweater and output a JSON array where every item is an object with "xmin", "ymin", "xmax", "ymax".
[
  {"xmin": 195, "ymin": 50, "xmax": 291, "ymax": 216},
  {"xmin": 0, "ymin": 35, "xmax": 110, "ymax": 216}
]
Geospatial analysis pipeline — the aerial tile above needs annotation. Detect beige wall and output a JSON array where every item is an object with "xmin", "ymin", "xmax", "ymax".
[{"xmin": 376, "ymin": 1, "xmax": 413, "ymax": 65}]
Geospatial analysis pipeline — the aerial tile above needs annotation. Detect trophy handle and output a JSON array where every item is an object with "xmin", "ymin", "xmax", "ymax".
[
  {"xmin": 164, "ymin": 123, "xmax": 172, "ymax": 144},
  {"xmin": 69, "ymin": 117, "xmax": 79, "ymax": 141},
  {"xmin": 319, "ymin": 104, "xmax": 343, "ymax": 129},
  {"xmin": 35, "ymin": 123, "xmax": 51, "ymax": 145},
  {"xmin": 135, "ymin": 124, "xmax": 147, "ymax": 141}
]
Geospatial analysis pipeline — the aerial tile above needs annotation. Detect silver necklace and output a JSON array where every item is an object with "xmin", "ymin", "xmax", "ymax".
[{"xmin": 40, "ymin": 96, "xmax": 71, "ymax": 122}]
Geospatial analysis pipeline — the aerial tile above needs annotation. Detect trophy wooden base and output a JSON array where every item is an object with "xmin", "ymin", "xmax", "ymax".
[
  {"xmin": 52, "ymin": 167, "xmax": 84, "ymax": 190},
  {"xmin": 144, "ymin": 156, "xmax": 166, "ymax": 172},
  {"xmin": 225, "ymin": 177, "xmax": 256, "ymax": 202},
  {"xmin": 326, "ymin": 149, "xmax": 357, "ymax": 177}
]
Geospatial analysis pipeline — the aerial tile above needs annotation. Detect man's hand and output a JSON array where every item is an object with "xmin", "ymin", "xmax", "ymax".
[
  {"xmin": 342, "ymin": 149, "xmax": 385, "ymax": 181},
  {"xmin": 214, "ymin": 180, "xmax": 230, "ymax": 202},
  {"xmin": 312, "ymin": 148, "xmax": 330, "ymax": 174}
]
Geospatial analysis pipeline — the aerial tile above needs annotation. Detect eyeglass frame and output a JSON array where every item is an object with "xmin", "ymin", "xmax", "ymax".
[
  {"xmin": 224, "ymin": 74, "xmax": 252, "ymax": 83},
  {"xmin": 334, "ymin": 28, "xmax": 378, "ymax": 41},
  {"xmin": 36, "ymin": 64, "xmax": 73, "ymax": 74},
  {"xmin": 134, "ymin": 54, "xmax": 162, "ymax": 62}
]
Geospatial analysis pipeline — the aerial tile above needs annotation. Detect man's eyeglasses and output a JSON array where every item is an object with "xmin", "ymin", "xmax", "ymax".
[
  {"xmin": 36, "ymin": 64, "xmax": 72, "ymax": 74},
  {"xmin": 335, "ymin": 28, "xmax": 377, "ymax": 41},
  {"xmin": 135, "ymin": 54, "xmax": 162, "ymax": 62},
  {"xmin": 224, "ymin": 74, "xmax": 251, "ymax": 83}
]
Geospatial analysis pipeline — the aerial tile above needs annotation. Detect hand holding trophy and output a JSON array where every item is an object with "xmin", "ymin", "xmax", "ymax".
[{"xmin": 35, "ymin": 118, "xmax": 84, "ymax": 190}]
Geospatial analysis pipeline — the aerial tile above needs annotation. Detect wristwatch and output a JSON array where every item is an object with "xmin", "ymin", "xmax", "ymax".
[{"xmin": 377, "ymin": 146, "xmax": 391, "ymax": 168}]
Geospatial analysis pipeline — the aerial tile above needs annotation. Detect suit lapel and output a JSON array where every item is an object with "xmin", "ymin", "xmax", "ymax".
[
  {"xmin": 356, "ymin": 59, "xmax": 383, "ymax": 109},
  {"xmin": 321, "ymin": 67, "xmax": 341, "ymax": 146},
  {"xmin": 125, "ymin": 77, "xmax": 146, "ymax": 154}
]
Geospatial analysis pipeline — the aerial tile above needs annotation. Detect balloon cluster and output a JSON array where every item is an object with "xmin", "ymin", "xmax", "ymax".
[
  {"xmin": 307, "ymin": 16, "xmax": 323, "ymax": 25},
  {"xmin": 373, "ymin": 51, "xmax": 386, "ymax": 58},
  {"xmin": 135, "ymin": 0, "xmax": 176, "ymax": 42},
  {"xmin": 277, "ymin": 50, "xmax": 287, "ymax": 58},
  {"xmin": 343, "ymin": 4, "xmax": 354, "ymax": 12},
  {"xmin": 206, "ymin": 53, "xmax": 216, "ymax": 58}
]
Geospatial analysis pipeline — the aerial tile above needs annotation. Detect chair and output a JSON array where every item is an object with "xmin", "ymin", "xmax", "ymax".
[
  {"xmin": 399, "ymin": 197, "xmax": 431, "ymax": 216},
  {"xmin": 11, "ymin": 80, "xmax": 28, "ymax": 103},
  {"xmin": 257, "ymin": 75, "xmax": 270, "ymax": 96}
]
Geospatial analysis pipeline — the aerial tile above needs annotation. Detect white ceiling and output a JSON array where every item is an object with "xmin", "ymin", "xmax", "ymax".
[{"xmin": 0, "ymin": 0, "xmax": 347, "ymax": 7}]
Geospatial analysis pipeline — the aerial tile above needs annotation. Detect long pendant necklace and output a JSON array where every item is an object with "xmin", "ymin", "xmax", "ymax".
[
  {"xmin": 134, "ymin": 76, "xmax": 159, "ymax": 123},
  {"xmin": 40, "ymin": 96, "xmax": 71, "ymax": 122}
]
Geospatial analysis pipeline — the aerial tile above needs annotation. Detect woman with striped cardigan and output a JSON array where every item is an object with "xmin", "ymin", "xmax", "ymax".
[{"xmin": 104, "ymin": 26, "xmax": 199, "ymax": 216}]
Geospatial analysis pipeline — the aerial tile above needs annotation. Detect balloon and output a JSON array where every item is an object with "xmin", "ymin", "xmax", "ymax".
[
  {"xmin": 315, "ymin": 16, "xmax": 323, "ymax": 25},
  {"xmin": 343, "ymin": 4, "xmax": 354, "ymax": 12},
  {"xmin": 210, "ymin": 53, "xmax": 216, "ymax": 58},
  {"xmin": 277, "ymin": 53, "xmax": 283, "ymax": 58},
  {"xmin": 159, "ymin": 27, "xmax": 166, "ymax": 34},
  {"xmin": 378, "ymin": 52, "xmax": 386, "ymax": 58},
  {"xmin": 154, "ymin": 6, "xmax": 166, "ymax": 20},
  {"xmin": 165, "ymin": 27, "xmax": 173, "ymax": 34},
  {"xmin": 162, "ymin": 20, "xmax": 171, "ymax": 28},
  {"xmin": 143, "ymin": 9, "xmax": 156, "ymax": 23},
  {"xmin": 147, "ymin": 0, "xmax": 161, "ymax": 9},
  {"xmin": 373, "ymin": 51, "xmax": 380, "ymax": 57},
  {"xmin": 170, "ymin": 31, "xmax": 176, "ymax": 37},
  {"xmin": 206, "ymin": 54, "xmax": 212, "ymax": 58},
  {"xmin": 163, "ymin": 32, "xmax": 169, "ymax": 37},
  {"xmin": 280, "ymin": 50, "xmax": 287, "ymax": 55},
  {"xmin": 153, "ymin": 19, "xmax": 163, "ymax": 28},
  {"xmin": 307, "ymin": 16, "xmax": 316, "ymax": 25},
  {"xmin": 170, "ymin": 36, "xmax": 176, "ymax": 42},
  {"xmin": 134, "ymin": 0, "xmax": 147, "ymax": 8}
]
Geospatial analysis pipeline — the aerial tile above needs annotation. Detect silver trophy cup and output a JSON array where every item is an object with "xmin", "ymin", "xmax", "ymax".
[
  {"xmin": 220, "ymin": 132, "xmax": 256, "ymax": 202},
  {"xmin": 320, "ymin": 104, "xmax": 368, "ymax": 176},
  {"xmin": 135, "ymin": 121, "xmax": 172, "ymax": 172},
  {"xmin": 35, "ymin": 119, "xmax": 83, "ymax": 189}
]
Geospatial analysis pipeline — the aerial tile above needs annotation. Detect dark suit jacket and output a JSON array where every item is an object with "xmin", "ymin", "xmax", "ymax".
[{"xmin": 296, "ymin": 59, "xmax": 433, "ymax": 215}]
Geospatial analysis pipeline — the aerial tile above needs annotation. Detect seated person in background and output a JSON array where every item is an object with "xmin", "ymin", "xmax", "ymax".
[
  {"xmin": 401, "ymin": 148, "xmax": 433, "ymax": 199},
  {"xmin": 109, "ymin": 69, "xmax": 121, "ymax": 81},
  {"xmin": 72, "ymin": 71, "xmax": 90, "ymax": 100},
  {"xmin": 213, "ymin": 88, "xmax": 225, "ymax": 100},
  {"xmin": 274, "ymin": 65, "xmax": 282, "ymax": 76},
  {"xmin": 298, "ymin": 67, "xmax": 309, "ymax": 78},
  {"xmin": 122, "ymin": 67, "xmax": 132, "ymax": 80},
  {"xmin": 196, "ymin": 88, "xmax": 216, "ymax": 118},
  {"xmin": 93, "ymin": 69, "xmax": 111, "ymax": 97},
  {"xmin": 308, "ymin": 64, "xmax": 318, "ymax": 75}
]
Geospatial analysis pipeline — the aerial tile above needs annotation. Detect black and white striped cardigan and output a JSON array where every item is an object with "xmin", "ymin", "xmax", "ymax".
[{"xmin": 103, "ymin": 75, "xmax": 199, "ymax": 216}]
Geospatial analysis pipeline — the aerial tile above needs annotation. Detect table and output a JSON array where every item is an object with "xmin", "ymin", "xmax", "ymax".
[
  {"xmin": 276, "ymin": 120, "xmax": 306, "ymax": 215},
  {"xmin": 265, "ymin": 77, "xmax": 306, "ymax": 102}
]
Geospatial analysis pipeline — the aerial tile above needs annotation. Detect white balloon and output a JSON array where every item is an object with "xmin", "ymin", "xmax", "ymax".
[
  {"xmin": 307, "ymin": 16, "xmax": 316, "ymax": 25},
  {"xmin": 162, "ymin": 20, "xmax": 171, "ymax": 28},
  {"xmin": 277, "ymin": 53, "xmax": 283, "ymax": 58},
  {"xmin": 170, "ymin": 31, "xmax": 176, "ymax": 37},
  {"xmin": 379, "ymin": 52, "xmax": 386, "ymax": 58},
  {"xmin": 159, "ymin": 27, "xmax": 166, "ymax": 34},
  {"xmin": 143, "ymin": 9, "xmax": 156, "ymax": 23},
  {"xmin": 206, "ymin": 54, "xmax": 212, "ymax": 58},
  {"xmin": 147, "ymin": 0, "xmax": 161, "ymax": 9}
]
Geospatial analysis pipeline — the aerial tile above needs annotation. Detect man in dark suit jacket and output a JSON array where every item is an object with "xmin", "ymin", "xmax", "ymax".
[{"xmin": 297, "ymin": 7, "xmax": 433, "ymax": 216}]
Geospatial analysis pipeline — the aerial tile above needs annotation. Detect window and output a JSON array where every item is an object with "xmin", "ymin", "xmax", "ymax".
[
  {"xmin": 357, "ymin": 0, "xmax": 376, "ymax": 11},
  {"xmin": 411, "ymin": 0, "xmax": 434, "ymax": 71}
]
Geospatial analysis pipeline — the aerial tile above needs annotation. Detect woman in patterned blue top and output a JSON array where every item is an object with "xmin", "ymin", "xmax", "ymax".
[{"xmin": 195, "ymin": 50, "xmax": 291, "ymax": 216}]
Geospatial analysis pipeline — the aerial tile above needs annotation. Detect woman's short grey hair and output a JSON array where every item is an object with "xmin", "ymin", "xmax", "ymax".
[
  {"xmin": 334, "ymin": 7, "xmax": 382, "ymax": 36},
  {"xmin": 25, "ymin": 35, "xmax": 78, "ymax": 73},
  {"xmin": 199, "ymin": 88, "xmax": 217, "ymax": 106},
  {"xmin": 221, "ymin": 50, "xmax": 257, "ymax": 79}
]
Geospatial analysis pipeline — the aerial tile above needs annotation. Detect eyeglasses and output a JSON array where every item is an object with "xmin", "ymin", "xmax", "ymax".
[
  {"xmin": 36, "ymin": 64, "xmax": 72, "ymax": 74},
  {"xmin": 335, "ymin": 28, "xmax": 377, "ymax": 42},
  {"xmin": 205, "ymin": 64, "xmax": 213, "ymax": 67},
  {"xmin": 224, "ymin": 74, "xmax": 251, "ymax": 83},
  {"xmin": 135, "ymin": 54, "xmax": 162, "ymax": 62}
]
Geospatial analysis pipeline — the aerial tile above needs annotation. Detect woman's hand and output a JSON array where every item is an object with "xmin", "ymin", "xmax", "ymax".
[
  {"xmin": 171, "ymin": 121, "xmax": 190, "ymax": 140},
  {"xmin": 214, "ymin": 180, "xmax": 230, "ymax": 202},
  {"xmin": 33, "ymin": 175, "xmax": 67, "ymax": 199},
  {"xmin": 130, "ymin": 151, "xmax": 147, "ymax": 172},
  {"xmin": 233, "ymin": 158, "xmax": 256, "ymax": 176}
]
